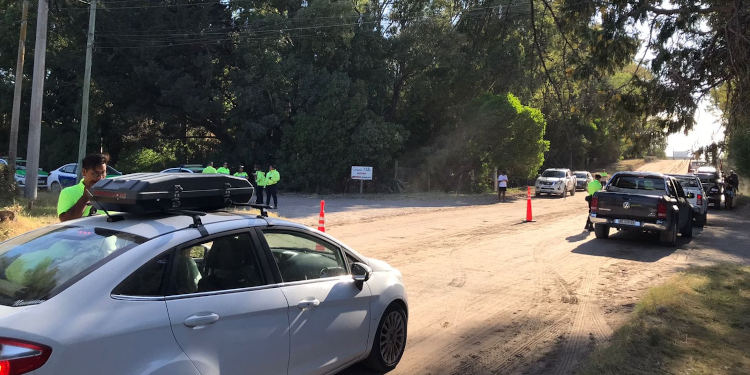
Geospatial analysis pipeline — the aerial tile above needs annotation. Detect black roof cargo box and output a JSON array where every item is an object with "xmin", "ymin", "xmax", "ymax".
[{"xmin": 90, "ymin": 173, "xmax": 253, "ymax": 215}]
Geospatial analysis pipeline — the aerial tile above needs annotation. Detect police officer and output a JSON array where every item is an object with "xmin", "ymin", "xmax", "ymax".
[
  {"xmin": 254, "ymin": 164, "xmax": 266, "ymax": 204},
  {"xmin": 265, "ymin": 164, "xmax": 280, "ymax": 208},
  {"xmin": 217, "ymin": 162, "xmax": 231, "ymax": 175},
  {"xmin": 58, "ymin": 153, "xmax": 108, "ymax": 222},
  {"xmin": 585, "ymin": 174, "xmax": 603, "ymax": 231},
  {"xmin": 202, "ymin": 162, "xmax": 217, "ymax": 174},
  {"xmin": 234, "ymin": 165, "xmax": 249, "ymax": 179}
]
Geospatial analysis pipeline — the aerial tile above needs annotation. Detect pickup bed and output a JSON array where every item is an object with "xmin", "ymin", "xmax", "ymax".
[{"xmin": 589, "ymin": 172, "xmax": 693, "ymax": 246}]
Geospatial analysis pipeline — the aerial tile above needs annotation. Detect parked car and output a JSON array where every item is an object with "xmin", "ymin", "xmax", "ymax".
[
  {"xmin": 0, "ymin": 174, "xmax": 407, "ymax": 375},
  {"xmin": 694, "ymin": 166, "xmax": 724, "ymax": 209},
  {"xmin": 573, "ymin": 171, "xmax": 593, "ymax": 191},
  {"xmin": 535, "ymin": 168, "xmax": 576, "ymax": 197},
  {"xmin": 590, "ymin": 171, "xmax": 693, "ymax": 246},
  {"xmin": 668, "ymin": 173, "xmax": 708, "ymax": 226},
  {"xmin": 0, "ymin": 158, "xmax": 49, "ymax": 189},
  {"xmin": 47, "ymin": 163, "xmax": 122, "ymax": 192},
  {"xmin": 160, "ymin": 164, "xmax": 204, "ymax": 173}
]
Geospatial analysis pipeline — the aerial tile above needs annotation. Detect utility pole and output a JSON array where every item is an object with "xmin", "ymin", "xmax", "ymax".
[
  {"xmin": 24, "ymin": 0, "xmax": 49, "ymax": 200},
  {"xmin": 77, "ymin": 0, "xmax": 97, "ymax": 180},
  {"xmin": 8, "ymin": 0, "xmax": 30, "ymax": 174}
]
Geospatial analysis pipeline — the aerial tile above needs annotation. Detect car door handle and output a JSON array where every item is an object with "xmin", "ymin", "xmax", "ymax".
[
  {"xmin": 184, "ymin": 313, "xmax": 220, "ymax": 328},
  {"xmin": 296, "ymin": 298, "xmax": 320, "ymax": 310}
]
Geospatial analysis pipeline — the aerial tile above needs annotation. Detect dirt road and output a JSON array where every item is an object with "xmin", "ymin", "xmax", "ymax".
[{"xmin": 275, "ymin": 159, "xmax": 749, "ymax": 374}]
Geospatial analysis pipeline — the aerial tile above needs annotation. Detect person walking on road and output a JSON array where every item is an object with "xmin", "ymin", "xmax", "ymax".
[
  {"xmin": 265, "ymin": 164, "xmax": 280, "ymax": 209},
  {"xmin": 585, "ymin": 174, "xmax": 603, "ymax": 231},
  {"xmin": 497, "ymin": 170, "xmax": 509, "ymax": 202},
  {"xmin": 202, "ymin": 162, "xmax": 217, "ymax": 174},
  {"xmin": 217, "ymin": 162, "xmax": 231, "ymax": 175},
  {"xmin": 253, "ymin": 164, "xmax": 266, "ymax": 204},
  {"xmin": 58, "ymin": 153, "xmax": 108, "ymax": 222}
]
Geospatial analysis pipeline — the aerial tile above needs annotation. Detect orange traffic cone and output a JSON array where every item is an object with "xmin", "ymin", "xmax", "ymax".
[
  {"xmin": 525, "ymin": 186, "xmax": 534, "ymax": 222},
  {"xmin": 317, "ymin": 200, "xmax": 326, "ymax": 232}
]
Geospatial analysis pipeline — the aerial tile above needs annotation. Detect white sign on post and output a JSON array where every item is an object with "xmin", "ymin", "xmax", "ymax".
[{"xmin": 351, "ymin": 166, "xmax": 373, "ymax": 180}]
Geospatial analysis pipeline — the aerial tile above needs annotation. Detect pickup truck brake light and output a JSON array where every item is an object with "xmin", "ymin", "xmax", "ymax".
[
  {"xmin": 696, "ymin": 194, "xmax": 703, "ymax": 205},
  {"xmin": 657, "ymin": 201, "xmax": 667, "ymax": 219},
  {"xmin": 591, "ymin": 196, "xmax": 598, "ymax": 213}
]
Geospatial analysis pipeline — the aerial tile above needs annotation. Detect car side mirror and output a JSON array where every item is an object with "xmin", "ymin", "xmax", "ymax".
[{"xmin": 351, "ymin": 262, "xmax": 372, "ymax": 283}]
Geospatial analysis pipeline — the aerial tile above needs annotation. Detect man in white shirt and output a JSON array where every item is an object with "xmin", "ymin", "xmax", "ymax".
[{"xmin": 497, "ymin": 170, "xmax": 509, "ymax": 202}]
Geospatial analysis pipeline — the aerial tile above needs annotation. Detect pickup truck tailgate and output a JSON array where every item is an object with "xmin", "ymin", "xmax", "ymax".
[{"xmin": 596, "ymin": 192, "xmax": 660, "ymax": 220}]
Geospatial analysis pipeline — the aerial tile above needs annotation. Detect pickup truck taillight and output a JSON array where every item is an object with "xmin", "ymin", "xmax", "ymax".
[
  {"xmin": 657, "ymin": 201, "xmax": 667, "ymax": 219},
  {"xmin": 591, "ymin": 196, "xmax": 598, "ymax": 213},
  {"xmin": 0, "ymin": 338, "xmax": 51, "ymax": 375},
  {"xmin": 696, "ymin": 194, "xmax": 703, "ymax": 205}
]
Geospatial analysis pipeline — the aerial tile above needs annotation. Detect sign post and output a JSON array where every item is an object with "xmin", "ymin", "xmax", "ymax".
[{"xmin": 351, "ymin": 166, "xmax": 373, "ymax": 194}]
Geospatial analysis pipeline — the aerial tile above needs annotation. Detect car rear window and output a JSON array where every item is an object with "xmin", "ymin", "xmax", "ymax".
[
  {"xmin": 574, "ymin": 173, "xmax": 588, "ymax": 178},
  {"xmin": 608, "ymin": 175, "xmax": 666, "ymax": 191},
  {"xmin": 675, "ymin": 177, "xmax": 701, "ymax": 188},
  {"xmin": 542, "ymin": 170, "xmax": 565, "ymax": 178},
  {"xmin": 0, "ymin": 226, "xmax": 145, "ymax": 306}
]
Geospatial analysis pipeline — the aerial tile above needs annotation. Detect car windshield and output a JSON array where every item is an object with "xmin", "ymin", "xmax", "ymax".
[
  {"xmin": 675, "ymin": 177, "xmax": 701, "ymax": 188},
  {"xmin": 542, "ymin": 170, "xmax": 565, "ymax": 178},
  {"xmin": 696, "ymin": 173, "xmax": 717, "ymax": 184},
  {"xmin": 608, "ymin": 175, "xmax": 666, "ymax": 191},
  {"xmin": 0, "ymin": 226, "xmax": 145, "ymax": 306},
  {"xmin": 574, "ymin": 173, "xmax": 588, "ymax": 178}
]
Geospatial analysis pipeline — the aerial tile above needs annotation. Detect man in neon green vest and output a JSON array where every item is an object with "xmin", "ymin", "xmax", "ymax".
[
  {"xmin": 217, "ymin": 162, "xmax": 230, "ymax": 175},
  {"xmin": 585, "ymin": 173, "xmax": 604, "ymax": 231},
  {"xmin": 253, "ymin": 164, "xmax": 266, "ymax": 204},
  {"xmin": 202, "ymin": 162, "xmax": 217, "ymax": 174},
  {"xmin": 265, "ymin": 164, "xmax": 280, "ymax": 208},
  {"xmin": 233, "ymin": 165, "xmax": 249, "ymax": 179},
  {"xmin": 58, "ymin": 153, "xmax": 108, "ymax": 222}
]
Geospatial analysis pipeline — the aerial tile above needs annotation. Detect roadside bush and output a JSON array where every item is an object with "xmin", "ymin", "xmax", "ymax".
[{"xmin": 0, "ymin": 165, "xmax": 16, "ymax": 204}]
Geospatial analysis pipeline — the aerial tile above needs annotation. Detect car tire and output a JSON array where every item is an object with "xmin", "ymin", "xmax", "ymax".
[
  {"xmin": 50, "ymin": 181, "xmax": 61, "ymax": 193},
  {"xmin": 364, "ymin": 303, "xmax": 408, "ymax": 373},
  {"xmin": 659, "ymin": 221, "xmax": 677, "ymax": 246},
  {"xmin": 535, "ymin": 192, "xmax": 540, "ymax": 197},
  {"xmin": 594, "ymin": 224, "xmax": 609, "ymax": 239},
  {"xmin": 680, "ymin": 215, "xmax": 693, "ymax": 238},
  {"xmin": 696, "ymin": 212, "xmax": 707, "ymax": 227}
]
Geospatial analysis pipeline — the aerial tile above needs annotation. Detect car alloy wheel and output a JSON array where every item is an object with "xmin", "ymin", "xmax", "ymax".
[{"xmin": 379, "ymin": 309, "xmax": 406, "ymax": 366}]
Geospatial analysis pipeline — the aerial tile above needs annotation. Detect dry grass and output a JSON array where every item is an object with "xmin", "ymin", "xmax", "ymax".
[
  {"xmin": 603, "ymin": 158, "xmax": 648, "ymax": 174},
  {"xmin": 578, "ymin": 264, "xmax": 750, "ymax": 375},
  {"xmin": 0, "ymin": 192, "xmax": 59, "ymax": 242}
]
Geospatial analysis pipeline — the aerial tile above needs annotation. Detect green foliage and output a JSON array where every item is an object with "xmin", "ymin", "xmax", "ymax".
[
  {"xmin": 729, "ymin": 129, "xmax": 750, "ymax": 176},
  {"xmin": 117, "ymin": 145, "xmax": 178, "ymax": 173}
]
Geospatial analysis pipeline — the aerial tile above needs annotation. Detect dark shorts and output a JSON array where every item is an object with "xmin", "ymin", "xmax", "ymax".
[{"xmin": 498, "ymin": 186, "xmax": 507, "ymax": 192}]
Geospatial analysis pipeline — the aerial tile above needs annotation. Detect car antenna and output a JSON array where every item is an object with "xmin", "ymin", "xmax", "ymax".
[{"xmin": 87, "ymin": 189, "xmax": 125, "ymax": 222}]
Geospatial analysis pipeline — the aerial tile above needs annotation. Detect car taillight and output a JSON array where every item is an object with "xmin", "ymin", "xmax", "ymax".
[
  {"xmin": 657, "ymin": 201, "xmax": 667, "ymax": 219},
  {"xmin": 696, "ymin": 194, "xmax": 703, "ymax": 205},
  {"xmin": 0, "ymin": 338, "xmax": 51, "ymax": 375},
  {"xmin": 591, "ymin": 196, "xmax": 598, "ymax": 212}
]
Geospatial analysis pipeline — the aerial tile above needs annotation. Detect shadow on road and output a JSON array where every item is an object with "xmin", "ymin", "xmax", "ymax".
[{"xmin": 571, "ymin": 229, "xmax": 686, "ymax": 262}]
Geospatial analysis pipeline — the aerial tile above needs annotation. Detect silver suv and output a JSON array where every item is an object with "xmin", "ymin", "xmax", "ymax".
[{"xmin": 535, "ymin": 168, "xmax": 576, "ymax": 197}]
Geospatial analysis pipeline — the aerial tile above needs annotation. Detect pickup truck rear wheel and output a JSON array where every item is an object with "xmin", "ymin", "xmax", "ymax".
[
  {"xmin": 594, "ymin": 224, "xmax": 609, "ymax": 239},
  {"xmin": 659, "ymin": 222, "xmax": 677, "ymax": 246}
]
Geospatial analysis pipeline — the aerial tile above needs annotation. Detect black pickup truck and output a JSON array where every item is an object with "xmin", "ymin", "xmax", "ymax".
[{"xmin": 589, "ymin": 172, "xmax": 694, "ymax": 246}]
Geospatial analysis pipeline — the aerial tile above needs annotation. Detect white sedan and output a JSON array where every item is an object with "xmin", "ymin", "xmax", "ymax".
[
  {"xmin": 47, "ymin": 163, "xmax": 122, "ymax": 192},
  {"xmin": 0, "ymin": 211, "xmax": 407, "ymax": 374}
]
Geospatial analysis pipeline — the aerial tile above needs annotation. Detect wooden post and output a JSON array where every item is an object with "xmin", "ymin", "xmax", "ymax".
[
  {"xmin": 77, "ymin": 0, "xmax": 98, "ymax": 180},
  {"xmin": 8, "ymin": 0, "xmax": 30, "ymax": 174},
  {"xmin": 24, "ymin": 0, "xmax": 50, "ymax": 199},
  {"xmin": 494, "ymin": 168, "xmax": 498, "ymax": 192}
]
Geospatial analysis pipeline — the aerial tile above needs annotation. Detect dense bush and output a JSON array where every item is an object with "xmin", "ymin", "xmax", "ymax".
[{"xmin": 0, "ymin": 165, "xmax": 16, "ymax": 204}]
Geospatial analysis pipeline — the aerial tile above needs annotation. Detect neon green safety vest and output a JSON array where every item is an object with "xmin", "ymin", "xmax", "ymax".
[
  {"xmin": 587, "ymin": 180, "xmax": 602, "ymax": 196},
  {"xmin": 265, "ymin": 170, "xmax": 280, "ymax": 185},
  {"xmin": 202, "ymin": 166, "xmax": 217, "ymax": 174},
  {"xmin": 234, "ymin": 172, "xmax": 248, "ymax": 178},
  {"xmin": 57, "ymin": 180, "xmax": 93, "ymax": 217},
  {"xmin": 255, "ymin": 171, "xmax": 266, "ymax": 187},
  {"xmin": 216, "ymin": 167, "xmax": 230, "ymax": 175}
]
